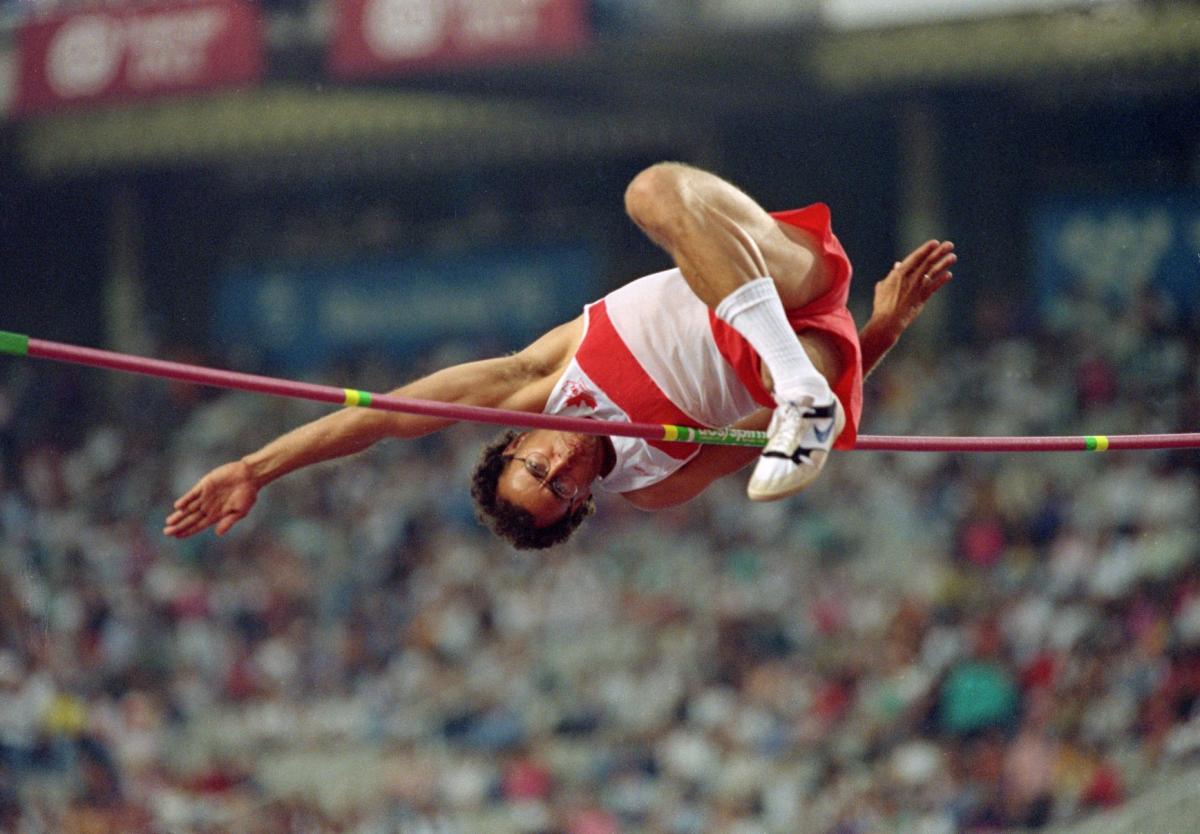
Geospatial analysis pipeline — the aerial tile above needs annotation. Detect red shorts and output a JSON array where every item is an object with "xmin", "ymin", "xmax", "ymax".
[{"xmin": 708, "ymin": 203, "xmax": 863, "ymax": 449}]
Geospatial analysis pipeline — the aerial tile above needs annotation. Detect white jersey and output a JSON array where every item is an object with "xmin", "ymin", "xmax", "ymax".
[{"xmin": 543, "ymin": 268, "xmax": 765, "ymax": 493}]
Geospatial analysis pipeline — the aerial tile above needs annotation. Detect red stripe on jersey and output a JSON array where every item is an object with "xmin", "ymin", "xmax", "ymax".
[
  {"xmin": 575, "ymin": 300, "xmax": 700, "ymax": 460},
  {"xmin": 708, "ymin": 315, "xmax": 776, "ymax": 409}
]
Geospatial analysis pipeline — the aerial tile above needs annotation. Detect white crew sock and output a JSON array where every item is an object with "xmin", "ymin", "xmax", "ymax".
[{"xmin": 714, "ymin": 277, "xmax": 832, "ymax": 405}]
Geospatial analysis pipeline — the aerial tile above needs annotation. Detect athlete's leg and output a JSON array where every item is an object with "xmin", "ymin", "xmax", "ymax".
[
  {"xmin": 624, "ymin": 163, "xmax": 830, "ymax": 301},
  {"xmin": 624, "ymin": 162, "xmax": 842, "ymax": 500}
]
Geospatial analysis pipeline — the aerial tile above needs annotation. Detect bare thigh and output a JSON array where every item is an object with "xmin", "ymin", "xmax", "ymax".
[{"xmin": 770, "ymin": 223, "xmax": 833, "ymax": 310}]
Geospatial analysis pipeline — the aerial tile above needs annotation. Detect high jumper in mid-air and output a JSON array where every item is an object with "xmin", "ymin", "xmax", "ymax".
[{"xmin": 163, "ymin": 162, "xmax": 955, "ymax": 549}]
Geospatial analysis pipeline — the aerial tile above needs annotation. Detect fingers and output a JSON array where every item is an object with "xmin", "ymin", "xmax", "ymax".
[
  {"xmin": 924, "ymin": 242, "xmax": 956, "ymax": 269},
  {"xmin": 927, "ymin": 249, "xmax": 956, "ymax": 280},
  {"xmin": 165, "ymin": 492, "xmax": 250, "ymax": 538},
  {"xmin": 899, "ymin": 240, "xmax": 941, "ymax": 271},
  {"xmin": 925, "ymin": 252, "xmax": 956, "ymax": 281},
  {"xmin": 173, "ymin": 486, "xmax": 202, "ymax": 511},
  {"xmin": 163, "ymin": 507, "xmax": 215, "ymax": 539},
  {"xmin": 925, "ymin": 269, "xmax": 954, "ymax": 297},
  {"xmin": 165, "ymin": 467, "xmax": 253, "ymax": 539},
  {"xmin": 913, "ymin": 242, "xmax": 956, "ymax": 287},
  {"xmin": 918, "ymin": 240, "xmax": 954, "ymax": 268},
  {"xmin": 166, "ymin": 482, "xmax": 208, "ymax": 537},
  {"xmin": 164, "ymin": 491, "xmax": 222, "ymax": 538},
  {"xmin": 930, "ymin": 250, "xmax": 957, "ymax": 271},
  {"xmin": 897, "ymin": 240, "xmax": 955, "ymax": 277}
]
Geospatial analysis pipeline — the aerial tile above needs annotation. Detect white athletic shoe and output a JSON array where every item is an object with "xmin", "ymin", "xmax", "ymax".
[{"xmin": 747, "ymin": 396, "xmax": 845, "ymax": 502}]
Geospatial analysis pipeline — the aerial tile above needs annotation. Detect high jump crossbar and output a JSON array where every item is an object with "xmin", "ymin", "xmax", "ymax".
[{"xmin": 2, "ymin": 330, "xmax": 1198, "ymax": 453}]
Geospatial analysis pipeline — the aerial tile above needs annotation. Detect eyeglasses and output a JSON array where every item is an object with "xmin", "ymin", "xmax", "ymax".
[{"xmin": 505, "ymin": 451, "xmax": 579, "ymax": 502}]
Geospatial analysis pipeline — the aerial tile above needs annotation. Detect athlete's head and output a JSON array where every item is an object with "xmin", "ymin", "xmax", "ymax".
[{"xmin": 471, "ymin": 429, "xmax": 607, "ymax": 550}]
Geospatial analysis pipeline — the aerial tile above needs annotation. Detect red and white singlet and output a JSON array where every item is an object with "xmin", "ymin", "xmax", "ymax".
[{"xmin": 544, "ymin": 204, "xmax": 864, "ymax": 493}]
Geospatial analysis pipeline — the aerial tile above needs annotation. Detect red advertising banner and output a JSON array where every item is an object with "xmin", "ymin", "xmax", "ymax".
[
  {"xmin": 14, "ymin": 0, "xmax": 263, "ymax": 116},
  {"xmin": 329, "ymin": 0, "xmax": 590, "ymax": 79}
]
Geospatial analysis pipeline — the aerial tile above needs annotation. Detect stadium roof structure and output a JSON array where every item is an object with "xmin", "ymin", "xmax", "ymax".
[
  {"xmin": 17, "ymin": 87, "xmax": 693, "ymax": 179},
  {"xmin": 810, "ymin": 2, "xmax": 1200, "ymax": 93},
  {"xmin": 10, "ymin": 2, "xmax": 1200, "ymax": 179}
]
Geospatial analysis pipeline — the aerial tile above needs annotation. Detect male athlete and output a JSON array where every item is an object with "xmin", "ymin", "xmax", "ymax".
[{"xmin": 165, "ymin": 163, "xmax": 955, "ymax": 549}]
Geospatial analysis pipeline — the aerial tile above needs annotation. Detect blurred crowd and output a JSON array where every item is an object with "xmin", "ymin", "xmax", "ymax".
[{"xmin": 1, "ymin": 273, "xmax": 1199, "ymax": 834}]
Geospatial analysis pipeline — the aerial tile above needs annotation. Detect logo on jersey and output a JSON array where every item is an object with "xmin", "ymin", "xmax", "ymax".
[{"xmin": 563, "ymin": 380, "xmax": 598, "ymax": 411}]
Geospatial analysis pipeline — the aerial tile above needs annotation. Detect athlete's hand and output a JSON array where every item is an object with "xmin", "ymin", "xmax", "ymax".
[
  {"xmin": 871, "ymin": 240, "xmax": 956, "ymax": 336},
  {"xmin": 164, "ymin": 460, "xmax": 260, "ymax": 538}
]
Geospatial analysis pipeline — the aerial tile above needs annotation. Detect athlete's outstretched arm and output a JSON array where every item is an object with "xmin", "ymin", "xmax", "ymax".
[{"xmin": 164, "ymin": 318, "xmax": 580, "ymax": 539}]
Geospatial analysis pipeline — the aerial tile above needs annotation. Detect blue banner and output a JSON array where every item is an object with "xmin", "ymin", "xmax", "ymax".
[
  {"xmin": 215, "ymin": 242, "xmax": 600, "ymax": 371},
  {"xmin": 1032, "ymin": 194, "xmax": 1200, "ymax": 318}
]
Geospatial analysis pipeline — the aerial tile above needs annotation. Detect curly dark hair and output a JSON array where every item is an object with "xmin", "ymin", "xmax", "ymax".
[{"xmin": 470, "ymin": 430, "xmax": 596, "ymax": 550}]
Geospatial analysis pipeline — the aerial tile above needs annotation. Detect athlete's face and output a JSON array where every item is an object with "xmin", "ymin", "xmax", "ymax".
[{"xmin": 495, "ymin": 430, "xmax": 604, "ymax": 527}]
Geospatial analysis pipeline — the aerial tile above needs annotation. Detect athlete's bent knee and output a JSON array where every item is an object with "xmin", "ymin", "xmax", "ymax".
[{"xmin": 624, "ymin": 163, "xmax": 688, "ymax": 236}]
